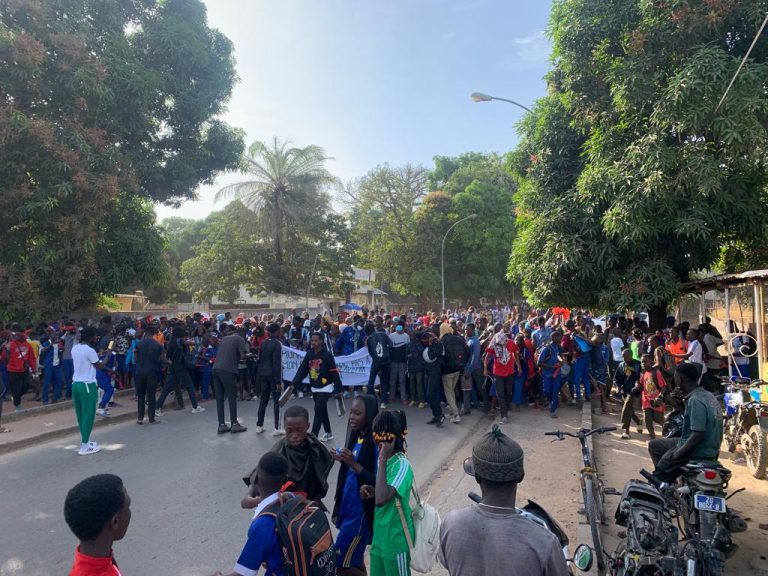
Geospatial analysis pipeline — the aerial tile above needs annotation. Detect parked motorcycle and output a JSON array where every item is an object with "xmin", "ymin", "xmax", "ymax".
[
  {"xmin": 611, "ymin": 473, "xmax": 682, "ymax": 575},
  {"xmin": 722, "ymin": 376, "xmax": 768, "ymax": 478},
  {"xmin": 468, "ymin": 492, "xmax": 593, "ymax": 574}
]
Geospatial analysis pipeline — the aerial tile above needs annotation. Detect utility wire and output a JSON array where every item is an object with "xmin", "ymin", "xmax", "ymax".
[{"xmin": 715, "ymin": 11, "xmax": 768, "ymax": 113}]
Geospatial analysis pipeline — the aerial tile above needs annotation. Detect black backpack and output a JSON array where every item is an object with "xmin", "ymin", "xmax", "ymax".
[
  {"xmin": 264, "ymin": 494, "xmax": 336, "ymax": 576},
  {"xmin": 442, "ymin": 336, "xmax": 468, "ymax": 373}
]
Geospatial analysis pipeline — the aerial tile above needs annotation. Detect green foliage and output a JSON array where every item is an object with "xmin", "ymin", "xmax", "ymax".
[
  {"xmin": 216, "ymin": 138, "xmax": 344, "ymax": 293},
  {"xmin": 95, "ymin": 294, "xmax": 121, "ymax": 313},
  {"xmin": 348, "ymin": 156, "xmax": 516, "ymax": 305},
  {"xmin": 510, "ymin": 0, "xmax": 768, "ymax": 314},
  {"xmin": 0, "ymin": 0, "xmax": 243, "ymax": 318}
]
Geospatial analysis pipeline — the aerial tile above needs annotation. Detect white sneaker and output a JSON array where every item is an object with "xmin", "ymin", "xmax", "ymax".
[
  {"xmin": 450, "ymin": 415, "xmax": 461, "ymax": 424},
  {"xmin": 154, "ymin": 409, "xmax": 163, "ymax": 418},
  {"xmin": 272, "ymin": 429, "xmax": 286, "ymax": 437},
  {"xmin": 298, "ymin": 392, "xmax": 305, "ymax": 398},
  {"xmin": 191, "ymin": 406, "xmax": 205, "ymax": 414},
  {"xmin": 96, "ymin": 408, "xmax": 110, "ymax": 417},
  {"xmin": 380, "ymin": 403, "xmax": 387, "ymax": 410},
  {"xmin": 78, "ymin": 442, "xmax": 101, "ymax": 456},
  {"xmin": 255, "ymin": 426, "xmax": 265, "ymax": 434},
  {"xmin": 324, "ymin": 433, "xmax": 334, "ymax": 442}
]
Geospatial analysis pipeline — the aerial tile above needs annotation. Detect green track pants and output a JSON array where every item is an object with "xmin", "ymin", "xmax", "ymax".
[{"xmin": 72, "ymin": 381, "xmax": 98, "ymax": 444}]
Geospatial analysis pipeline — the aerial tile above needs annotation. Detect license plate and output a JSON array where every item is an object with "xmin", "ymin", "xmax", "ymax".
[{"xmin": 694, "ymin": 494, "xmax": 726, "ymax": 514}]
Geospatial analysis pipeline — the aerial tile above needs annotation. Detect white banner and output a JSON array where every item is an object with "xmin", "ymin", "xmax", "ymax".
[{"xmin": 281, "ymin": 345, "xmax": 376, "ymax": 387}]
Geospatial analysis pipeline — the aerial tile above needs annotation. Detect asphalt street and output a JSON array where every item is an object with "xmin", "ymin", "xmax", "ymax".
[{"xmin": 0, "ymin": 397, "xmax": 481, "ymax": 576}]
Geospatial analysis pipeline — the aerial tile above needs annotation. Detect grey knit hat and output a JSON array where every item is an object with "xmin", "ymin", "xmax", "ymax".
[{"xmin": 464, "ymin": 424, "xmax": 525, "ymax": 483}]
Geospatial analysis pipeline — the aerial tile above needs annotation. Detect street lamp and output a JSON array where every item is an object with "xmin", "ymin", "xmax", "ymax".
[
  {"xmin": 441, "ymin": 214, "xmax": 478, "ymax": 311},
  {"xmin": 470, "ymin": 92, "xmax": 532, "ymax": 113}
]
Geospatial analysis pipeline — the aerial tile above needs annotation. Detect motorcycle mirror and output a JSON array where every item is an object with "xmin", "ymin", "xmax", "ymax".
[{"xmin": 571, "ymin": 544, "xmax": 593, "ymax": 572}]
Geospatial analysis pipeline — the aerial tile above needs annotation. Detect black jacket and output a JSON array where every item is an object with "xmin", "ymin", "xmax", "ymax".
[
  {"xmin": 292, "ymin": 348, "xmax": 342, "ymax": 391},
  {"xmin": 332, "ymin": 394, "xmax": 378, "ymax": 532},
  {"xmin": 257, "ymin": 337, "xmax": 282, "ymax": 381}
]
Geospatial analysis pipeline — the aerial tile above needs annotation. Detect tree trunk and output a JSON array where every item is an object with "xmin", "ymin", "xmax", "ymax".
[
  {"xmin": 273, "ymin": 189, "xmax": 284, "ymax": 266},
  {"xmin": 648, "ymin": 303, "xmax": 668, "ymax": 331}
]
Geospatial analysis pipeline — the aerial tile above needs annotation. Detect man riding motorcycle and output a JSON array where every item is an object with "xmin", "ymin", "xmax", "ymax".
[{"xmin": 648, "ymin": 362, "xmax": 723, "ymax": 483}]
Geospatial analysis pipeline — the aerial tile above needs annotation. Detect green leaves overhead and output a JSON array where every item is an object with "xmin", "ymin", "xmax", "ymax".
[
  {"xmin": 510, "ymin": 0, "xmax": 768, "ymax": 317},
  {"xmin": 0, "ymin": 0, "xmax": 243, "ymax": 318}
]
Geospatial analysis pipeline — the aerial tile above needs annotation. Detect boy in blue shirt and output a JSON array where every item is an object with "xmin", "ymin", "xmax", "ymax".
[{"xmin": 212, "ymin": 452, "xmax": 288, "ymax": 576}]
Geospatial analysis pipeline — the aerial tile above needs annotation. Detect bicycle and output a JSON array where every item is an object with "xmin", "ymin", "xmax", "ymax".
[{"xmin": 545, "ymin": 426, "xmax": 617, "ymax": 575}]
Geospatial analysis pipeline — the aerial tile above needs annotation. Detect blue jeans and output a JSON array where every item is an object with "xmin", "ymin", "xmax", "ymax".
[
  {"xmin": 42, "ymin": 365, "xmax": 64, "ymax": 403},
  {"xmin": 570, "ymin": 356, "xmax": 591, "ymax": 400},
  {"xmin": 97, "ymin": 375, "xmax": 114, "ymax": 409},
  {"xmin": 512, "ymin": 374, "xmax": 526, "ymax": 406},
  {"xmin": 367, "ymin": 363, "xmax": 391, "ymax": 403},
  {"xmin": 62, "ymin": 358, "xmax": 74, "ymax": 397},
  {"xmin": 542, "ymin": 374, "xmax": 561, "ymax": 414},
  {"xmin": 201, "ymin": 370, "xmax": 212, "ymax": 399}
]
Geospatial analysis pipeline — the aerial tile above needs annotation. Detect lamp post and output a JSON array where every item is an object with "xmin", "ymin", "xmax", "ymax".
[
  {"xmin": 470, "ymin": 92, "xmax": 532, "ymax": 113},
  {"xmin": 441, "ymin": 214, "xmax": 477, "ymax": 311}
]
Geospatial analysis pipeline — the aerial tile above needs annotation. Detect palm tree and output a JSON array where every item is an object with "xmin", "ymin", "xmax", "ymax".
[{"xmin": 215, "ymin": 137, "xmax": 339, "ymax": 267}]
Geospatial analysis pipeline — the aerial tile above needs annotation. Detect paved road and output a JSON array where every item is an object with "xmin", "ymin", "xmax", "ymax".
[{"xmin": 0, "ymin": 397, "xmax": 481, "ymax": 576}]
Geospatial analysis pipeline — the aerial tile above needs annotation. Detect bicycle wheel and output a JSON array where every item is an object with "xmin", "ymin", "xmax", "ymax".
[{"xmin": 585, "ymin": 476, "xmax": 606, "ymax": 575}]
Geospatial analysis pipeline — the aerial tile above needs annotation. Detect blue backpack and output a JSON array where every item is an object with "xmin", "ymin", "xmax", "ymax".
[{"xmin": 573, "ymin": 335, "xmax": 593, "ymax": 354}]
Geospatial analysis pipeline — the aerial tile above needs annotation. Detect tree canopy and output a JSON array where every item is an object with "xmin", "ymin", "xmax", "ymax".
[
  {"xmin": 509, "ymin": 0, "xmax": 768, "ymax": 322},
  {"xmin": 347, "ymin": 155, "xmax": 516, "ymax": 306},
  {"xmin": 0, "ymin": 0, "xmax": 243, "ymax": 317}
]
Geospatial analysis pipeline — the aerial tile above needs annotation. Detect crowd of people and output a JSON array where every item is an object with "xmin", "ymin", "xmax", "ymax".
[
  {"xmin": 12, "ymin": 303, "xmax": 731, "ymax": 576},
  {"xmin": 0, "ymin": 306, "xmax": 748, "ymax": 452}
]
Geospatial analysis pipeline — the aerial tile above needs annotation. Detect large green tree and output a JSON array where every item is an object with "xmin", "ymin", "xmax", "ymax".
[
  {"xmin": 178, "ymin": 201, "xmax": 354, "ymax": 303},
  {"xmin": 0, "ymin": 0, "xmax": 243, "ymax": 317},
  {"xmin": 510, "ymin": 0, "xmax": 768, "ymax": 325},
  {"xmin": 346, "ymin": 156, "xmax": 515, "ymax": 306},
  {"xmin": 216, "ymin": 137, "xmax": 341, "ymax": 293}
]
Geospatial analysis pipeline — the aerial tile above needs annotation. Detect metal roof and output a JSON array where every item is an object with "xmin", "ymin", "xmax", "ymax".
[{"xmin": 682, "ymin": 269, "xmax": 768, "ymax": 292}]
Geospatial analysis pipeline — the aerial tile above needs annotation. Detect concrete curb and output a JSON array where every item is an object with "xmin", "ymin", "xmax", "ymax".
[
  {"xmin": 0, "ymin": 409, "xmax": 137, "ymax": 456},
  {"xmin": 577, "ymin": 401, "xmax": 600, "ymax": 575},
  {"xmin": 2, "ymin": 388, "xmax": 136, "ymax": 423}
]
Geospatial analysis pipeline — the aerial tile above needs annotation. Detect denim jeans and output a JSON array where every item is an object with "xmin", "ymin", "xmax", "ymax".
[
  {"xmin": 42, "ymin": 365, "xmax": 64, "ymax": 403},
  {"xmin": 389, "ymin": 362, "xmax": 408, "ymax": 401},
  {"xmin": 367, "ymin": 362, "xmax": 391, "ymax": 403},
  {"xmin": 542, "ymin": 374, "xmax": 561, "ymax": 414},
  {"xmin": 570, "ymin": 355, "xmax": 591, "ymax": 400}
]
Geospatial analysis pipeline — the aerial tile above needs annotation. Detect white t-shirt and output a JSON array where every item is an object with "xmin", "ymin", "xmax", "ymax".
[
  {"xmin": 71, "ymin": 343, "xmax": 99, "ymax": 383},
  {"xmin": 610, "ymin": 337, "xmax": 624, "ymax": 362},
  {"xmin": 686, "ymin": 339, "xmax": 707, "ymax": 374}
]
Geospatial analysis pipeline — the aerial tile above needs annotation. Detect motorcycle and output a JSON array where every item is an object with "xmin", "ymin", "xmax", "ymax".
[
  {"xmin": 611, "ymin": 464, "xmax": 745, "ymax": 576},
  {"xmin": 611, "ymin": 473, "xmax": 682, "ymax": 575},
  {"xmin": 468, "ymin": 492, "xmax": 593, "ymax": 574},
  {"xmin": 722, "ymin": 376, "xmax": 768, "ymax": 478}
]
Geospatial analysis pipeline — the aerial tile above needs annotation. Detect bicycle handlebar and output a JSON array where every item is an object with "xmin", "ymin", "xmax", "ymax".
[{"xmin": 543, "ymin": 426, "xmax": 617, "ymax": 439}]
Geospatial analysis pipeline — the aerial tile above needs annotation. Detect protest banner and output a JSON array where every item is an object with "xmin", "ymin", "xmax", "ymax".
[{"xmin": 281, "ymin": 345, "xmax": 376, "ymax": 387}]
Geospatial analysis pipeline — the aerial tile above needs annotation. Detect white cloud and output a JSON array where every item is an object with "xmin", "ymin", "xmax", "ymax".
[{"xmin": 507, "ymin": 31, "xmax": 551, "ymax": 70}]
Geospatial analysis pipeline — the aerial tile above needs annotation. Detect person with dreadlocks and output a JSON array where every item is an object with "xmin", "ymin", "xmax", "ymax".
[
  {"xmin": 439, "ymin": 425, "xmax": 568, "ymax": 576},
  {"xmin": 365, "ymin": 410, "xmax": 414, "ymax": 576},
  {"xmin": 332, "ymin": 394, "xmax": 379, "ymax": 576}
]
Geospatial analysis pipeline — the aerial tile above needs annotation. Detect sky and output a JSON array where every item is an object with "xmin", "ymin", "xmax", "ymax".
[{"xmin": 155, "ymin": 0, "xmax": 554, "ymax": 221}]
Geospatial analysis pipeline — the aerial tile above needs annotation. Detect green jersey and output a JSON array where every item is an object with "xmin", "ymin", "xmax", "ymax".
[
  {"xmin": 677, "ymin": 387, "xmax": 723, "ymax": 460},
  {"xmin": 372, "ymin": 452, "xmax": 415, "ymax": 554}
]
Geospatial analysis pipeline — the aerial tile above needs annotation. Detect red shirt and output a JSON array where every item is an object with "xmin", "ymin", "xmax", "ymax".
[
  {"xmin": 5, "ymin": 339, "xmax": 37, "ymax": 373},
  {"xmin": 492, "ymin": 341, "xmax": 519, "ymax": 378},
  {"xmin": 640, "ymin": 368, "xmax": 666, "ymax": 412},
  {"xmin": 69, "ymin": 547, "xmax": 122, "ymax": 576}
]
